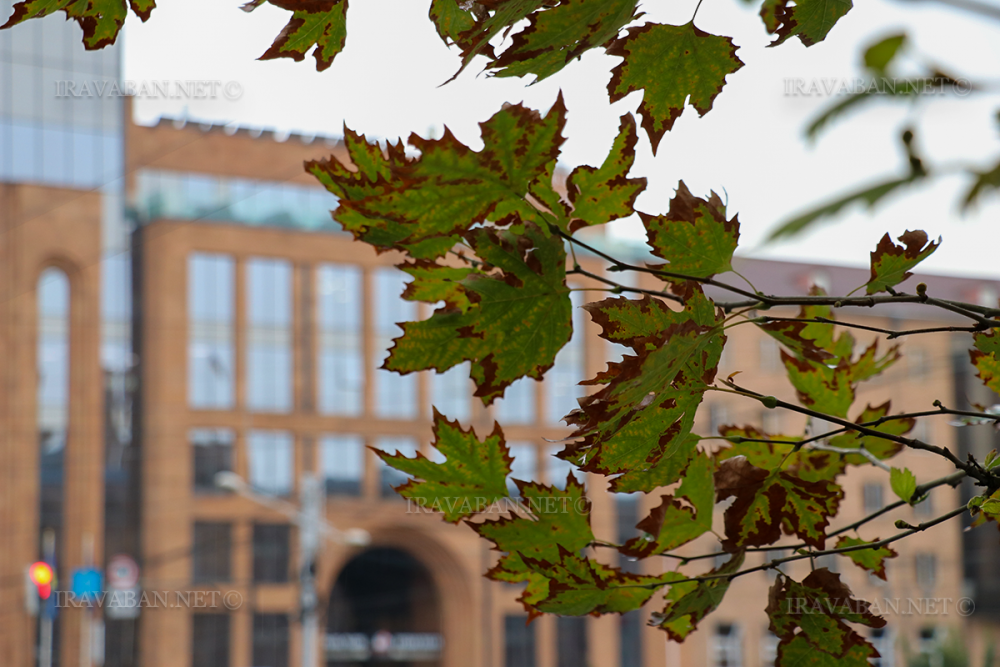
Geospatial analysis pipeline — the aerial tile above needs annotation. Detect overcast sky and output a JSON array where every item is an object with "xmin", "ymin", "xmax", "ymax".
[{"xmin": 122, "ymin": 0, "xmax": 1000, "ymax": 278}]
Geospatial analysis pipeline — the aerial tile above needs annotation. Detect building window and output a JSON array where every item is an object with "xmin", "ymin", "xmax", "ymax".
[
  {"xmin": 546, "ymin": 444, "xmax": 584, "ymax": 489},
  {"xmin": 508, "ymin": 442, "xmax": 537, "ymax": 495},
  {"xmin": 709, "ymin": 404, "xmax": 730, "ymax": 436},
  {"xmin": 192, "ymin": 522, "xmax": 231, "ymax": 582},
  {"xmin": 915, "ymin": 553, "xmax": 937, "ymax": 589},
  {"xmin": 321, "ymin": 435, "xmax": 364, "ymax": 496},
  {"xmin": 377, "ymin": 436, "xmax": 418, "ymax": 498},
  {"xmin": 188, "ymin": 253, "xmax": 234, "ymax": 409},
  {"xmin": 247, "ymin": 258, "xmax": 293, "ymax": 412},
  {"xmin": 373, "ymin": 269, "xmax": 417, "ymax": 419},
  {"xmin": 617, "ymin": 494, "xmax": 641, "ymax": 573},
  {"xmin": 191, "ymin": 614, "xmax": 230, "ymax": 667},
  {"xmin": 252, "ymin": 614, "xmax": 290, "ymax": 667},
  {"xmin": 494, "ymin": 377, "xmax": 536, "ymax": 424},
  {"xmin": 253, "ymin": 524, "xmax": 291, "ymax": 583},
  {"xmin": 317, "ymin": 264, "xmax": 363, "ymax": 416},
  {"xmin": 547, "ymin": 291, "xmax": 585, "ymax": 424},
  {"xmin": 191, "ymin": 428, "xmax": 234, "ymax": 493},
  {"xmin": 620, "ymin": 611, "xmax": 642, "ymax": 667},
  {"xmin": 764, "ymin": 550, "xmax": 781, "ymax": 583},
  {"xmin": 869, "ymin": 627, "xmax": 894, "ymax": 667},
  {"xmin": 711, "ymin": 624, "xmax": 742, "ymax": 667},
  {"xmin": 863, "ymin": 482, "xmax": 884, "ymax": 513},
  {"xmin": 760, "ymin": 629, "xmax": 778, "ymax": 666},
  {"xmin": 909, "ymin": 348, "xmax": 929, "ymax": 379},
  {"xmin": 504, "ymin": 615, "xmax": 536, "ymax": 667},
  {"xmin": 760, "ymin": 409, "xmax": 782, "ymax": 434},
  {"xmin": 759, "ymin": 338, "xmax": 781, "ymax": 372},
  {"xmin": 918, "ymin": 627, "xmax": 940, "ymax": 658},
  {"xmin": 38, "ymin": 268, "xmax": 70, "ymax": 546},
  {"xmin": 247, "ymin": 430, "xmax": 294, "ymax": 496},
  {"xmin": 430, "ymin": 362, "xmax": 471, "ymax": 422},
  {"xmin": 556, "ymin": 616, "xmax": 587, "ymax": 667}
]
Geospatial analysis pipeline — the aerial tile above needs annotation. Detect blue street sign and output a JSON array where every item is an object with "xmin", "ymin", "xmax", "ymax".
[{"xmin": 71, "ymin": 568, "xmax": 103, "ymax": 600}]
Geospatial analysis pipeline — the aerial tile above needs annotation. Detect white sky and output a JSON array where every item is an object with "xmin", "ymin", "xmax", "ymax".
[{"xmin": 122, "ymin": 0, "xmax": 1000, "ymax": 278}]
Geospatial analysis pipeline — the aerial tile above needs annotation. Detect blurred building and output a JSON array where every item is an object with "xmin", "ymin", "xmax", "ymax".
[{"xmin": 2, "ymin": 7, "xmax": 1000, "ymax": 667}]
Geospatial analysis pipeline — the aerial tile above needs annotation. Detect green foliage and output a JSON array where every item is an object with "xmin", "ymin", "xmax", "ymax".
[
  {"xmin": 835, "ymin": 536, "xmax": 897, "ymax": 580},
  {"xmin": 765, "ymin": 0, "xmax": 853, "ymax": 47},
  {"xmin": 259, "ymin": 0, "xmax": 348, "ymax": 71},
  {"xmin": 376, "ymin": 411, "xmax": 512, "ymax": 522},
  {"xmin": 890, "ymin": 467, "xmax": 918, "ymax": 503},
  {"xmin": 866, "ymin": 230, "xmax": 940, "ymax": 295},
  {"xmin": 651, "ymin": 553, "xmax": 745, "ymax": 640},
  {"xmin": 1, "ymin": 0, "xmax": 135, "ymax": 48},
  {"xmin": 971, "ymin": 329, "xmax": 1000, "ymax": 395}
]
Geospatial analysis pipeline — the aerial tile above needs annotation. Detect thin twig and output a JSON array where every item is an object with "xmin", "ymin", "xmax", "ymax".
[
  {"xmin": 756, "ymin": 315, "xmax": 990, "ymax": 339},
  {"xmin": 805, "ymin": 442, "xmax": 892, "ymax": 471}
]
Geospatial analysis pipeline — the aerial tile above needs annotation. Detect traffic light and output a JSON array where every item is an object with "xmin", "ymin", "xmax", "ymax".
[{"xmin": 28, "ymin": 562, "xmax": 55, "ymax": 604}]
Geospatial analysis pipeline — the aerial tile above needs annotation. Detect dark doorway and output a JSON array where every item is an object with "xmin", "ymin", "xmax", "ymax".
[{"xmin": 326, "ymin": 548, "xmax": 441, "ymax": 667}]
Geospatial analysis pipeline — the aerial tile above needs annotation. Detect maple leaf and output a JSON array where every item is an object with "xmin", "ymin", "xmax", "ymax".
[
  {"xmin": 718, "ymin": 425, "xmax": 845, "ymax": 483},
  {"xmin": 307, "ymin": 126, "xmax": 409, "ymax": 200},
  {"xmin": 376, "ymin": 410, "xmax": 512, "ymax": 522},
  {"xmin": 560, "ymin": 291, "xmax": 724, "ymax": 492},
  {"xmin": 399, "ymin": 260, "xmax": 478, "ymax": 312},
  {"xmin": 386, "ymin": 225, "xmax": 572, "ymax": 405},
  {"xmin": 489, "ymin": 0, "xmax": 641, "ymax": 82},
  {"xmin": 520, "ymin": 546, "xmax": 673, "ymax": 616},
  {"xmin": 767, "ymin": 570, "xmax": 884, "ymax": 664},
  {"xmin": 970, "ymin": 329, "xmax": 1000, "ymax": 394},
  {"xmin": 2, "ymin": 0, "xmax": 142, "ymax": 49},
  {"xmin": 621, "ymin": 452, "xmax": 714, "ymax": 557},
  {"xmin": 258, "ymin": 0, "xmax": 348, "ymax": 71},
  {"xmin": 471, "ymin": 476, "xmax": 593, "ymax": 585},
  {"xmin": 766, "ymin": 0, "xmax": 853, "ymax": 48},
  {"xmin": 429, "ymin": 0, "xmax": 475, "ymax": 45},
  {"xmin": 567, "ymin": 114, "xmax": 647, "ymax": 231},
  {"xmin": 607, "ymin": 23, "xmax": 744, "ymax": 153},
  {"xmin": 651, "ymin": 553, "xmax": 745, "ymax": 641},
  {"xmin": 312, "ymin": 97, "xmax": 568, "ymax": 259},
  {"xmin": 865, "ymin": 230, "xmax": 940, "ymax": 295},
  {"xmin": 835, "ymin": 536, "xmax": 897, "ymax": 580},
  {"xmin": 825, "ymin": 402, "xmax": 911, "ymax": 464},
  {"xmin": 716, "ymin": 456, "xmax": 842, "ymax": 550},
  {"xmin": 642, "ymin": 181, "xmax": 740, "ymax": 280}
]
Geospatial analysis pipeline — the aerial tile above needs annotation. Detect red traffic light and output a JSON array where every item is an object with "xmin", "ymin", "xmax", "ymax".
[{"xmin": 28, "ymin": 562, "xmax": 54, "ymax": 600}]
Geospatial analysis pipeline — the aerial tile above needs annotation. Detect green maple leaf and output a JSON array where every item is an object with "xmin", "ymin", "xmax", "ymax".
[
  {"xmin": 607, "ymin": 23, "xmax": 744, "ymax": 153},
  {"xmin": 307, "ymin": 127, "xmax": 409, "ymax": 201},
  {"xmin": 889, "ymin": 467, "xmax": 917, "ymax": 504},
  {"xmin": 767, "ymin": 570, "xmax": 884, "ymax": 663},
  {"xmin": 259, "ymin": 0, "xmax": 348, "ymax": 71},
  {"xmin": 489, "ymin": 0, "xmax": 641, "ymax": 82},
  {"xmin": 865, "ymin": 230, "xmax": 940, "ymax": 295},
  {"xmin": 398, "ymin": 260, "xmax": 477, "ymax": 312},
  {"xmin": 386, "ymin": 225, "xmax": 572, "ymax": 405},
  {"xmin": 835, "ymin": 536, "xmax": 897, "ymax": 581},
  {"xmin": 606, "ymin": 434, "xmax": 698, "ymax": 493},
  {"xmin": 429, "ymin": 0, "xmax": 475, "ymax": 45},
  {"xmin": 567, "ymin": 114, "xmax": 647, "ymax": 231},
  {"xmin": 651, "ymin": 553, "xmax": 745, "ymax": 641},
  {"xmin": 621, "ymin": 452, "xmax": 714, "ymax": 557},
  {"xmin": 643, "ymin": 181, "xmax": 740, "ymax": 280},
  {"xmin": 471, "ymin": 476, "xmax": 593, "ymax": 583},
  {"xmin": 520, "ymin": 547, "xmax": 672, "ymax": 615},
  {"xmin": 826, "ymin": 402, "xmax": 911, "ymax": 464},
  {"xmin": 970, "ymin": 330, "xmax": 1000, "ymax": 394},
  {"xmin": 377, "ymin": 411, "xmax": 512, "ymax": 522},
  {"xmin": 766, "ymin": 0, "xmax": 853, "ymax": 48},
  {"xmin": 716, "ymin": 457, "xmax": 841, "ymax": 550},
  {"xmin": 2, "ymin": 0, "xmax": 142, "ymax": 48},
  {"xmin": 718, "ymin": 425, "xmax": 845, "ymax": 483},
  {"xmin": 561, "ymin": 290, "xmax": 724, "ymax": 492},
  {"xmin": 318, "ymin": 97, "xmax": 568, "ymax": 259}
]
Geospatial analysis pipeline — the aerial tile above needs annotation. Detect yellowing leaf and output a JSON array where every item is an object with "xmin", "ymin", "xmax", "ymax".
[
  {"xmin": 607, "ymin": 23, "xmax": 744, "ymax": 153},
  {"xmin": 386, "ymin": 226, "xmax": 572, "ymax": 405},
  {"xmin": 716, "ymin": 457, "xmax": 842, "ymax": 550},
  {"xmin": 971, "ymin": 330, "xmax": 1000, "ymax": 395},
  {"xmin": 766, "ymin": 0, "xmax": 853, "ymax": 48},
  {"xmin": 642, "ymin": 181, "xmax": 740, "ymax": 280},
  {"xmin": 835, "ymin": 536, "xmax": 897, "ymax": 580},
  {"xmin": 767, "ymin": 570, "xmax": 884, "ymax": 662},
  {"xmin": 260, "ymin": 0, "xmax": 348, "ymax": 71},
  {"xmin": 2, "ymin": 0, "xmax": 140, "ymax": 49},
  {"xmin": 429, "ymin": 0, "xmax": 475, "ymax": 44},
  {"xmin": 567, "ymin": 114, "xmax": 646, "ymax": 231},
  {"xmin": 866, "ymin": 230, "xmax": 940, "ymax": 295},
  {"xmin": 826, "ymin": 402, "xmax": 911, "ymax": 464},
  {"xmin": 651, "ymin": 553, "xmax": 745, "ymax": 641},
  {"xmin": 377, "ymin": 411, "xmax": 512, "ymax": 522}
]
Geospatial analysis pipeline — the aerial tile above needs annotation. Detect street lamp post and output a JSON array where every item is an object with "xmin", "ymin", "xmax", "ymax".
[{"xmin": 214, "ymin": 471, "xmax": 370, "ymax": 667}]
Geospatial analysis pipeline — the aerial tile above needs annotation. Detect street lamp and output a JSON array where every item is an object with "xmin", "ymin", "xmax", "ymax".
[{"xmin": 214, "ymin": 470, "xmax": 370, "ymax": 667}]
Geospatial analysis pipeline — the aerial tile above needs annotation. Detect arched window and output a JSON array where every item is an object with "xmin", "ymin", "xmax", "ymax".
[{"xmin": 37, "ymin": 267, "xmax": 70, "ymax": 543}]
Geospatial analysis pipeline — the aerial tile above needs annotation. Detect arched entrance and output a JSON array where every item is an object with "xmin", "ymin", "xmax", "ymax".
[{"xmin": 326, "ymin": 547, "xmax": 442, "ymax": 667}]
